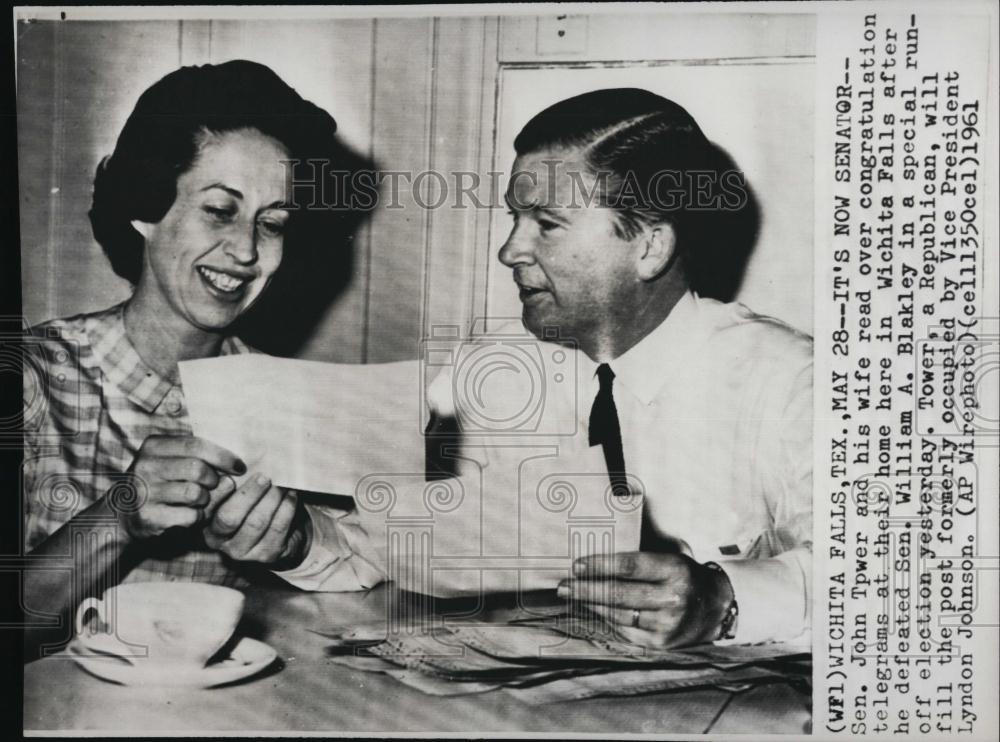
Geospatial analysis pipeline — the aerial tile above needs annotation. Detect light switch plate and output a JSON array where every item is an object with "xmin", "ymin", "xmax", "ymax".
[{"xmin": 536, "ymin": 15, "xmax": 588, "ymax": 55}]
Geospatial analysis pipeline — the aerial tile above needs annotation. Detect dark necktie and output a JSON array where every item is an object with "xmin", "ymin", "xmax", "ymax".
[
  {"xmin": 587, "ymin": 363, "xmax": 663, "ymax": 551},
  {"xmin": 588, "ymin": 364, "xmax": 630, "ymax": 498}
]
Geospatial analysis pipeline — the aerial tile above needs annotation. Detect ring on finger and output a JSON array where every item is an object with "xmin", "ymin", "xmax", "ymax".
[{"xmin": 631, "ymin": 608, "xmax": 641, "ymax": 628}]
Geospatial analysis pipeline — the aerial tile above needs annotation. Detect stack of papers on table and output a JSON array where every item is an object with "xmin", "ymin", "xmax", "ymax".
[{"xmin": 315, "ymin": 614, "xmax": 810, "ymax": 703}]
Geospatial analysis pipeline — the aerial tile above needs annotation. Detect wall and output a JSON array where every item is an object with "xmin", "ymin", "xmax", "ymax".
[{"xmin": 16, "ymin": 13, "xmax": 813, "ymax": 364}]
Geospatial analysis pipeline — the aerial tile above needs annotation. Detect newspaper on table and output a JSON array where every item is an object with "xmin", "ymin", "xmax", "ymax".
[{"xmin": 315, "ymin": 613, "xmax": 811, "ymax": 703}]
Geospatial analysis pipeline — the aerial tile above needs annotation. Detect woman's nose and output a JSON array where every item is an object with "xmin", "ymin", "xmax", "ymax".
[{"xmin": 224, "ymin": 225, "xmax": 258, "ymax": 264}]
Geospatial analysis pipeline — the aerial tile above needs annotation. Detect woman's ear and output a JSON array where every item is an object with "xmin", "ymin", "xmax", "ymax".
[
  {"xmin": 130, "ymin": 219, "xmax": 153, "ymax": 241},
  {"xmin": 635, "ymin": 223, "xmax": 677, "ymax": 281}
]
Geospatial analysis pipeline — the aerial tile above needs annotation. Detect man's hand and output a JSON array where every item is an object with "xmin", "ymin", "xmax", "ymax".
[
  {"xmin": 202, "ymin": 474, "xmax": 310, "ymax": 568},
  {"xmin": 120, "ymin": 435, "xmax": 246, "ymax": 540},
  {"xmin": 557, "ymin": 552, "xmax": 735, "ymax": 649}
]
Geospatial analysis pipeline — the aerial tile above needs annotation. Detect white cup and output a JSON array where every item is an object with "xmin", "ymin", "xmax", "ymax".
[{"xmin": 75, "ymin": 582, "xmax": 245, "ymax": 668}]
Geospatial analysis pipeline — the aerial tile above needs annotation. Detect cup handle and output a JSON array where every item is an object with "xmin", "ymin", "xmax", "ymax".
[{"xmin": 74, "ymin": 597, "xmax": 104, "ymax": 636}]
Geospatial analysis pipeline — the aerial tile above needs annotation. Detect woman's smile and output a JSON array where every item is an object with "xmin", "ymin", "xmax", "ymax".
[{"xmin": 196, "ymin": 265, "xmax": 254, "ymax": 299}]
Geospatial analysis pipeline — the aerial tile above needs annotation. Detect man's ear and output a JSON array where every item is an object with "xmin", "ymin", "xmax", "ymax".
[
  {"xmin": 130, "ymin": 219, "xmax": 154, "ymax": 241},
  {"xmin": 635, "ymin": 223, "xmax": 677, "ymax": 281}
]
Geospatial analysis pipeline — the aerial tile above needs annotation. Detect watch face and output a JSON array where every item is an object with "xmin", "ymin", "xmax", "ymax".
[{"xmin": 719, "ymin": 603, "xmax": 739, "ymax": 640}]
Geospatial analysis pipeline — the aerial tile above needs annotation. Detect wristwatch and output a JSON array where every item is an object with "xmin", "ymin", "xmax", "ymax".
[{"xmin": 704, "ymin": 561, "xmax": 739, "ymax": 641}]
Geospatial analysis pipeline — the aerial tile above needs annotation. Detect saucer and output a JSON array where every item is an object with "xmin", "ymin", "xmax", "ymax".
[{"xmin": 66, "ymin": 636, "xmax": 278, "ymax": 688}]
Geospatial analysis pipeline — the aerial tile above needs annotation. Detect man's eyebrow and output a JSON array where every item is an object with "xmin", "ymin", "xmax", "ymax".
[
  {"xmin": 503, "ymin": 197, "xmax": 569, "ymax": 221},
  {"xmin": 535, "ymin": 205, "xmax": 569, "ymax": 221},
  {"xmin": 505, "ymin": 194, "xmax": 537, "ymax": 212}
]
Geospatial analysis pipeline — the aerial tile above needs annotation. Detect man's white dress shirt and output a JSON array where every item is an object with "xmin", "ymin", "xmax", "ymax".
[{"xmin": 275, "ymin": 291, "xmax": 813, "ymax": 643}]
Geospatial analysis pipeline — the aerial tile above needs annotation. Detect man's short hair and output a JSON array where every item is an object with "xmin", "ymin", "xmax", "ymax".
[
  {"xmin": 89, "ymin": 59, "xmax": 340, "ymax": 284},
  {"xmin": 514, "ymin": 88, "xmax": 755, "ymax": 294}
]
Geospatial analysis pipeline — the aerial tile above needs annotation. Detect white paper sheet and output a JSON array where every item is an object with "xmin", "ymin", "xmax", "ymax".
[{"xmin": 179, "ymin": 355, "xmax": 427, "ymax": 495}]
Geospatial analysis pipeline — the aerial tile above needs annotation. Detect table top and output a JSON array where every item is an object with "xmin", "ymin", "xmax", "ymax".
[{"xmin": 23, "ymin": 585, "xmax": 811, "ymax": 735}]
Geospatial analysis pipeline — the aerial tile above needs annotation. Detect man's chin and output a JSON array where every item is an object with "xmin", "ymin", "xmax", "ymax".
[
  {"xmin": 520, "ymin": 309, "xmax": 544, "ymax": 339},
  {"xmin": 521, "ymin": 309, "xmax": 573, "ymax": 343}
]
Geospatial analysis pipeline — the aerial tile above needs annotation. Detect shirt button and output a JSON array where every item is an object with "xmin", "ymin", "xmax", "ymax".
[{"xmin": 163, "ymin": 391, "xmax": 183, "ymax": 416}]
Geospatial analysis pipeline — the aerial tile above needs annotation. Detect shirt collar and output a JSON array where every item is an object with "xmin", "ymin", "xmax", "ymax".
[
  {"xmin": 604, "ymin": 290, "xmax": 708, "ymax": 406},
  {"xmin": 87, "ymin": 302, "xmax": 249, "ymax": 413}
]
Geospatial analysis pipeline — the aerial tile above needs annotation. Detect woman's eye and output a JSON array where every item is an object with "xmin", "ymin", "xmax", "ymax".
[
  {"xmin": 257, "ymin": 220, "xmax": 286, "ymax": 238},
  {"xmin": 204, "ymin": 205, "xmax": 236, "ymax": 223}
]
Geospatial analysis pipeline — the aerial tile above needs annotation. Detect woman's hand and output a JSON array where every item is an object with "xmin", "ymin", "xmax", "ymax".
[
  {"xmin": 202, "ymin": 475, "xmax": 310, "ymax": 567},
  {"xmin": 120, "ymin": 435, "xmax": 246, "ymax": 540},
  {"xmin": 557, "ymin": 552, "xmax": 735, "ymax": 649}
]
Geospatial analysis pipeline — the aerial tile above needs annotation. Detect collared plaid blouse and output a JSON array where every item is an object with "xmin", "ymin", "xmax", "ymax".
[{"xmin": 23, "ymin": 302, "xmax": 252, "ymax": 586}]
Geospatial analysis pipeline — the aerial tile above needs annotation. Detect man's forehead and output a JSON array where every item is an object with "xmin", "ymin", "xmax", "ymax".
[{"xmin": 507, "ymin": 149, "xmax": 595, "ymax": 207}]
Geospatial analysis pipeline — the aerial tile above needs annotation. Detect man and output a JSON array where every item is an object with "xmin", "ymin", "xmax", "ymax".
[{"xmin": 280, "ymin": 89, "xmax": 812, "ymax": 648}]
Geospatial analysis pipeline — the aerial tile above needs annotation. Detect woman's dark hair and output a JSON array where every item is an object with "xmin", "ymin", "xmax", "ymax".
[
  {"xmin": 89, "ymin": 59, "xmax": 339, "ymax": 283},
  {"xmin": 513, "ymin": 88, "xmax": 758, "ymax": 299}
]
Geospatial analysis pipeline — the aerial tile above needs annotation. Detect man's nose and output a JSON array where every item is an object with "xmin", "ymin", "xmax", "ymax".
[{"xmin": 498, "ymin": 225, "xmax": 534, "ymax": 268}]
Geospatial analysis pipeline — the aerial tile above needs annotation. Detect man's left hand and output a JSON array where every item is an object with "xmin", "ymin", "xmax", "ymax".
[
  {"xmin": 557, "ymin": 552, "xmax": 734, "ymax": 649},
  {"xmin": 203, "ymin": 473, "xmax": 310, "ymax": 568}
]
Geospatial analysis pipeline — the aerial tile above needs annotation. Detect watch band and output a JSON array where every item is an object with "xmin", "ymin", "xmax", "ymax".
[{"xmin": 704, "ymin": 561, "xmax": 739, "ymax": 641}]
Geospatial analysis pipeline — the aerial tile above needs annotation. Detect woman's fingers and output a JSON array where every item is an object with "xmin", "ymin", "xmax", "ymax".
[
  {"xmin": 207, "ymin": 474, "xmax": 273, "ymax": 539},
  {"xmin": 242, "ymin": 490, "xmax": 298, "ymax": 561},
  {"xmin": 154, "ymin": 457, "xmax": 220, "ymax": 489},
  {"xmin": 137, "ymin": 435, "xmax": 246, "ymax": 476},
  {"xmin": 220, "ymin": 483, "xmax": 284, "ymax": 556},
  {"xmin": 155, "ymin": 481, "xmax": 210, "ymax": 507},
  {"xmin": 203, "ymin": 483, "xmax": 302, "ymax": 564},
  {"xmin": 135, "ymin": 503, "xmax": 206, "ymax": 533},
  {"xmin": 204, "ymin": 475, "xmax": 237, "ymax": 517}
]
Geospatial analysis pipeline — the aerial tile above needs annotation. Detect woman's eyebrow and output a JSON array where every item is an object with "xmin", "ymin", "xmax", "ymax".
[
  {"xmin": 200, "ymin": 183, "xmax": 243, "ymax": 199},
  {"xmin": 201, "ymin": 184, "xmax": 288, "ymax": 210}
]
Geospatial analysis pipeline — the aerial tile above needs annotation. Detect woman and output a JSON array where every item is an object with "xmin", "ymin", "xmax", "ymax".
[{"xmin": 22, "ymin": 60, "xmax": 339, "ymax": 627}]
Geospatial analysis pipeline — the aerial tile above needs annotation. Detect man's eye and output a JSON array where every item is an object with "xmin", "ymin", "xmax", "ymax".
[{"xmin": 538, "ymin": 218, "xmax": 560, "ymax": 232}]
